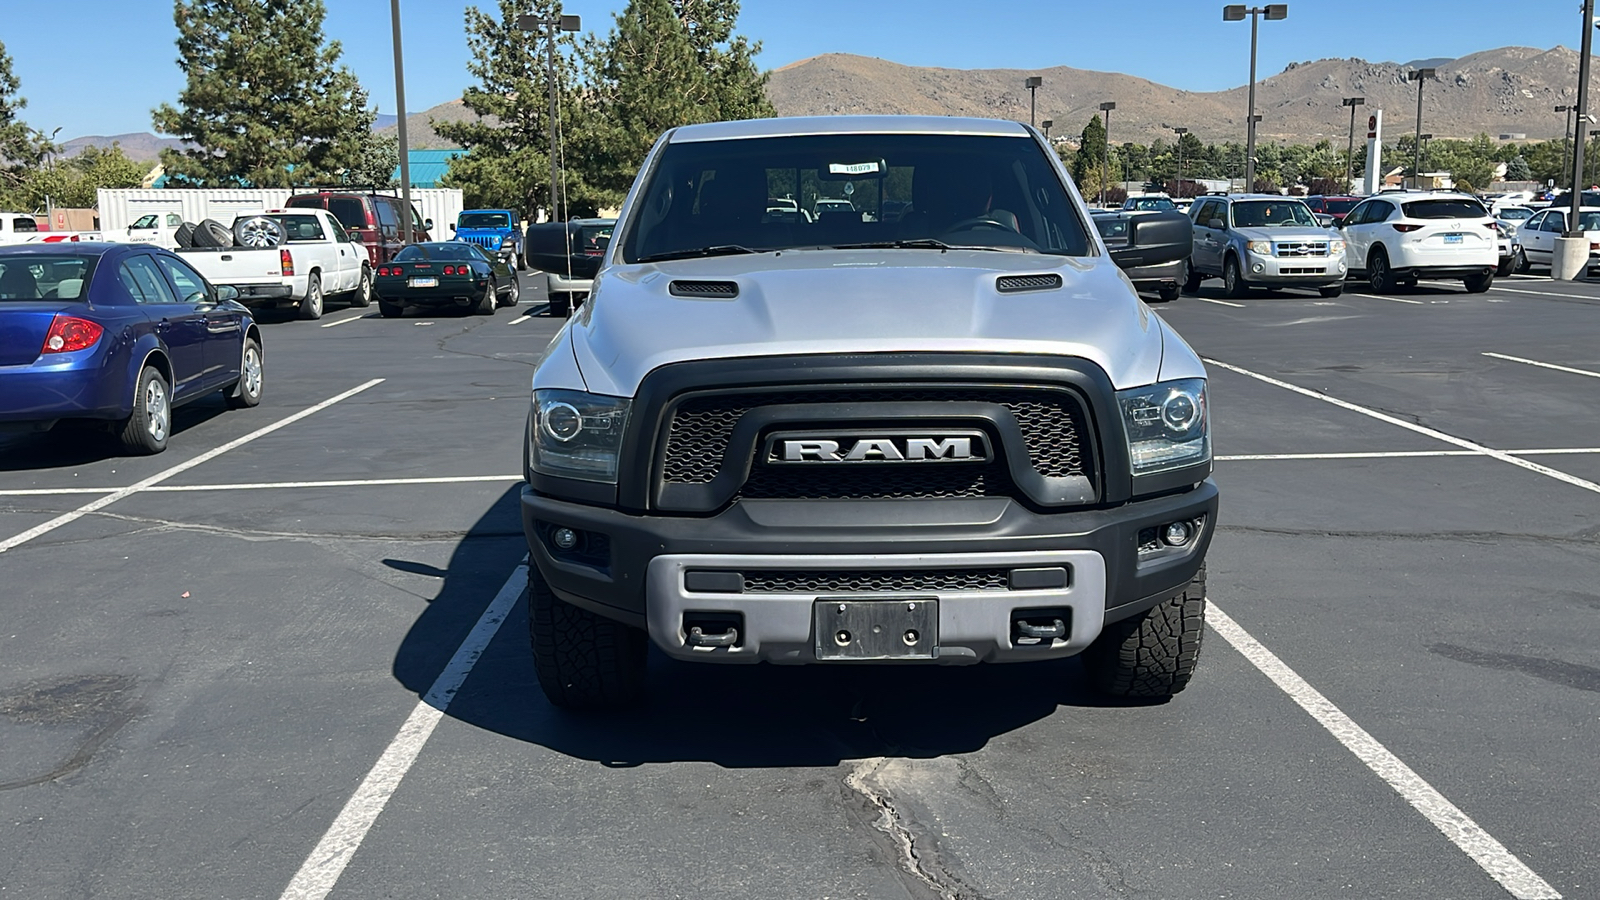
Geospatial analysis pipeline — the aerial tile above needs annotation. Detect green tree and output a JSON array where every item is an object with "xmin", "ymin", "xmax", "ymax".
[
  {"xmin": 436, "ymin": 0, "xmax": 591, "ymax": 215},
  {"xmin": 579, "ymin": 0, "xmax": 773, "ymax": 202},
  {"xmin": 152, "ymin": 0, "xmax": 373, "ymax": 188},
  {"xmin": 1505, "ymin": 154, "xmax": 1532, "ymax": 181},
  {"xmin": 1072, "ymin": 115, "xmax": 1106, "ymax": 190},
  {"xmin": 346, "ymin": 131, "xmax": 399, "ymax": 188},
  {"xmin": 0, "ymin": 39, "xmax": 56, "ymax": 208},
  {"xmin": 21, "ymin": 144, "xmax": 148, "ymax": 208}
]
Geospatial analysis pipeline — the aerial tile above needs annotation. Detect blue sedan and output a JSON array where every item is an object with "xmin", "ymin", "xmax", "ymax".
[{"xmin": 0, "ymin": 243, "xmax": 264, "ymax": 454}]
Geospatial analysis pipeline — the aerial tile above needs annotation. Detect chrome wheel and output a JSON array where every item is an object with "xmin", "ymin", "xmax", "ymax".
[
  {"xmin": 242, "ymin": 345, "xmax": 262, "ymax": 399},
  {"xmin": 146, "ymin": 378, "xmax": 169, "ymax": 443}
]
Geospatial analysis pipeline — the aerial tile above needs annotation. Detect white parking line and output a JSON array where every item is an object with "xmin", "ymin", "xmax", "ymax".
[
  {"xmin": 1349, "ymin": 292, "xmax": 1424, "ymax": 304},
  {"xmin": 507, "ymin": 314, "xmax": 532, "ymax": 325},
  {"xmin": 0, "ymin": 475, "xmax": 522, "ymax": 499},
  {"xmin": 320, "ymin": 314, "xmax": 368, "ymax": 329},
  {"xmin": 1215, "ymin": 448, "xmax": 1600, "ymax": 461},
  {"xmin": 278, "ymin": 562, "xmax": 526, "ymax": 900},
  {"xmin": 1205, "ymin": 358, "xmax": 1600, "ymax": 497},
  {"xmin": 1198, "ymin": 297, "xmax": 1246, "ymax": 308},
  {"xmin": 1482, "ymin": 352, "xmax": 1600, "ymax": 380},
  {"xmin": 0, "ymin": 379, "xmax": 384, "ymax": 554},
  {"xmin": 1207, "ymin": 603, "xmax": 1561, "ymax": 899},
  {"xmin": 1488, "ymin": 286, "xmax": 1600, "ymax": 301}
]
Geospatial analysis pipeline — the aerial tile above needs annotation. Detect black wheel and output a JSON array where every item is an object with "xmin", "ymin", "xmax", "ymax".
[
  {"xmin": 1512, "ymin": 246, "xmax": 1528, "ymax": 274},
  {"xmin": 1223, "ymin": 255, "xmax": 1249, "ymax": 298},
  {"xmin": 505, "ymin": 275, "xmax": 521, "ymax": 306},
  {"xmin": 349, "ymin": 267, "xmax": 373, "ymax": 307},
  {"xmin": 1181, "ymin": 258, "xmax": 1203, "ymax": 294},
  {"xmin": 1155, "ymin": 283, "xmax": 1181, "ymax": 303},
  {"xmin": 515, "ymin": 251, "xmax": 526, "ymax": 271},
  {"xmin": 192, "ymin": 218, "xmax": 234, "ymax": 249},
  {"xmin": 1318, "ymin": 284, "xmax": 1344, "ymax": 298},
  {"xmin": 117, "ymin": 366, "xmax": 171, "ymax": 455},
  {"xmin": 225, "ymin": 338, "xmax": 263, "ymax": 409},
  {"xmin": 378, "ymin": 297, "xmax": 404, "ymax": 318},
  {"xmin": 549, "ymin": 292, "xmax": 570, "ymax": 317},
  {"xmin": 297, "ymin": 273, "xmax": 324, "ymax": 320},
  {"xmin": 1464, "ymin": 270, "xmax": 1494, "ymax": 293},
  {"xmin": 1367, "ymin": 248, "xmax": 1395, "ymax": 294},
  {"xmin": 173, "ymin": 222, "xmax": 197, "ymax": 249},
  {"xmin": 475, "ymin": 280, "xmax": 498, "ymax": 315},
  {"xmin": 1083, "ymin": 565, "xmax": 1206, "ymax": 699},
  {"xmin": 527, "ymin": 565, "xmax": 647, "ymax": 709}
]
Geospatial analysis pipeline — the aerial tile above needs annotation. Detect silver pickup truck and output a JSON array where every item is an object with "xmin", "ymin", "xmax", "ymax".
[{"xmin": 521, "ymin": 116, "xmax": 1216, "ymax": 709}]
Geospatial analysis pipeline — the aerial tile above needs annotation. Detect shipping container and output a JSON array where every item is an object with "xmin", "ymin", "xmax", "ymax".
[{"xmin": 96, "ymin": 188, "xmax": 465, "ymax": 242}]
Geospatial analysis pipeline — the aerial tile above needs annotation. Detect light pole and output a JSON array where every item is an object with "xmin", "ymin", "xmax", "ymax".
[
  {"xmin": 1099, "ymin": 101, "xmax": 1117, "ymax": 206},
  {"xmin": 1417, "ymin": 134, "xmax": 1432, "ymax": 186},
  {"xmin": 516, "ymin": 11, "xmax": 582, "ymax": 223},
  {"xmin": 389, "ymin": 0, "xmax": 413, "ymax": 243},
  {"xmin": 1224, "ymin": 4, "xmax": 1287, "ymax": 194},
  {"xmin": 1172, "ymin": 126, "xmax": 1188, "ymax": 197},
  {"xmin": 1342, "ymin": 96, "xmax": 1364, "ymax": 192},
  {"xmin": 1409, "ymin": 68, "xmax": 1436, "ymax": 187},
  {"xmin": 1041, "ymin": 119, "xmax": 1053, "ymax": 141},
  {"xmin": 1025, "ymin": 76, "xmax": 1042, "ymax": 128}
]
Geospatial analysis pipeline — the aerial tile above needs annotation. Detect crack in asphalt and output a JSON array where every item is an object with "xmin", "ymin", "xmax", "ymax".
[
  {"xmin": 434, "ymin": 317, "xmax": 541, "ymax": 368},
  {"xmin": 845, "ymin": 759, "xmax": 983, "ymax": 900}
]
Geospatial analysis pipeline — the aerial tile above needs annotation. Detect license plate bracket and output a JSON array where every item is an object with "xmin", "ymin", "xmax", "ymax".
[
  {"xmin": 814, "ymin": 598, "xmax": 937, "ymax": 660},
  {"xmin": 409, "ymin": 276, "xmax": 438, "ymax": 287}
]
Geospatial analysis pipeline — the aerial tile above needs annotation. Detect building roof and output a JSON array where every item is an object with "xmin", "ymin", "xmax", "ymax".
[{"xmin": 396, "ymin": 149, "xmax": 465, "ymax": 188}]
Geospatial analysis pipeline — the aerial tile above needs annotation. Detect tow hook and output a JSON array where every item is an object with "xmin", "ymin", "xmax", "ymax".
[
  {"xmin": 687, "ymin": 625, "xmax": 739, "ymax": 647},
  {"xmin": 1012, "ymin": 610, "xmax": 1068, "ymax": 645}
]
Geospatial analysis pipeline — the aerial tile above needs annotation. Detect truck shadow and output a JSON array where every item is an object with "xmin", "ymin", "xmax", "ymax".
[{"xmin": 392, "ymin": 486, "xmax": 1151, "ymax": 769}]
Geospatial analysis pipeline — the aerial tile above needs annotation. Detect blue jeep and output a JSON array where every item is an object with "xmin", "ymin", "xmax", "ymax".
[{"xmin": 451, "ymin": 209, "xmax": 524, "ymax": 270}]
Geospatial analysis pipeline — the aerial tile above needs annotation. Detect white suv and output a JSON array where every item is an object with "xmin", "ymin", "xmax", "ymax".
[{"xmin": 1339, "ymin": 191, "xmax": 1498, "ymax": 293}]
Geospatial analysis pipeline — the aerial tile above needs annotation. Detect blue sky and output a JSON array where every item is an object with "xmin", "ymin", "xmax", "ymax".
[{"xmin": 4, "ymin": 0, "xmax": 1590, "ymax": 139}]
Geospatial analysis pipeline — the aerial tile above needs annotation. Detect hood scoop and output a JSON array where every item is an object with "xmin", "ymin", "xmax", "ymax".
[
  {"xmin": 995, "ymin": 274, "xmax": 1063, "ymax": 294},
  {"xmin": 669, "ymin": 280, "xmax": 740, "ymax": 299}
]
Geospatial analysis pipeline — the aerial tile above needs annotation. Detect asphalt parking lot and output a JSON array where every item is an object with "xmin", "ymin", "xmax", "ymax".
[{"xmin": 2, "ymin": 268, "xmax": 1597, "ymax": 899}]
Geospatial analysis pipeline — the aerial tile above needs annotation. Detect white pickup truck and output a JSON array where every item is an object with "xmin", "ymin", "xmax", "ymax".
[
  {"xmin": 176, "ymin": 208, "xmax": 373, "ymax": 319},
  {"xmin": 0, "ymin": 212, "xmax": 102, "ymax": 245}
]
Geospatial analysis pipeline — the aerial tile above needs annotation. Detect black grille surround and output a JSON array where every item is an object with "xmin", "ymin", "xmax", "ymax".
[{"xmin": 739, "ymin": 568, "xmax": 1012, "ymax": 593}]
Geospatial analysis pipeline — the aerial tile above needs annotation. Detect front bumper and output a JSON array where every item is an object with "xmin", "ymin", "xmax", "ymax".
[
  {"xmin": 522, "ymin": 481, "xmax": 1217, "ymax": 665},
  {"xmin": 1243, "ymin": 252, "xmax": 1348, "ymax": 285},
  {"xmin": 547, "ymin": 272, "xmax": 595, "ymax": 294}
]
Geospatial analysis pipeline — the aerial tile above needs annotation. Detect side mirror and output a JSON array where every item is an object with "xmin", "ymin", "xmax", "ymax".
[
  {"xmin": 1208, "ymin": 218, "xmax": 1225, "ymax": 230},
  {"xmin": 1315, "ymin": 214, "xmax": 1335, "ymax": 228},
  {"xmin": 424, "ymin": 218, "xmax": 434, "ymax": 230},
  {"xmin": 215, "ymin": 284, "xmax": 240, "ymax": 302},
  {"xmin": 448, "ymin": 223, "xmax": 456, "ymax": 232},
  {"xmin": 1110, "ymin": 211, "xmax": 1193, "ymax": 271}
]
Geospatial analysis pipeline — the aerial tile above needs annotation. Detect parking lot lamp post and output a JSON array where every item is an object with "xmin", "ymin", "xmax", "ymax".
[
  {"xmin": 1418, "ymin": 134, "xmax": 1432, "ymax": 185},
  {"xmin": 1172, "ymin": 126, "xmax": 1188, "ymax": 197},
  {"xmin": 1342, "ymin": 96, "xmax": 1364, "ymax": 191},
  {"xmin": 1224, "ymin": 4, "xmax": 1287, "ymax": 193},
  {"xmin": 1409, "ymin": 68, "xmax": 1436, "ymax": 187},
  {"xmin": 517, "ymin": 12, "xmax": 582, "ymax": 223},
  {"xmin": 1556, "ymin": 104, "xmax": 1575, "ymax": 183},
  {"xmin": 389, "ymin": 0, "xmax": 413, "ymax": 244},
  {"xmin": 1041, "ymin": 119, "xmax": 1053, "ymax": 141},
  {"xmin": 1025, "ymin": 76, "xmax": 1042, "ymax": 128},
  {"xmin": 1100, "ymin": 101, "xmax": 1117, "ymax": 206}
]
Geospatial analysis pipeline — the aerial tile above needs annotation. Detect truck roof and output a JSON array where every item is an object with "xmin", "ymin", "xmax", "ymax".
[{"xmin": 668, "ymin": 115, "xmax": 1033, "ymax": 143}]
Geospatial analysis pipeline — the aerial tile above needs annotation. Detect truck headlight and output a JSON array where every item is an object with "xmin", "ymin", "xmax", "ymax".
[
  {"xmin": 1247, "ymin": 240, "xmax": 1273, "ymax": 256},
  {"xmin": 1117, "ymin": 379, "xmax": 1209, "ymax": 475},
  {"xmin": 530, "ymin": 389, "xmax": 631, "ymax": 483},
  {"xmin": 501, "ymin": 235, "xmax": 515, "ymax": 248},
  {"xmin": 1329, "ymin": 238, "xmax": 1346, "ymax": 254}
]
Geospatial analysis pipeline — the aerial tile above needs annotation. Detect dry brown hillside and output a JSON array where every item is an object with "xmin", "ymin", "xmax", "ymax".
[{"xmin": 767, "ymin": 47, "xmax": 1600, "ymax": 145}]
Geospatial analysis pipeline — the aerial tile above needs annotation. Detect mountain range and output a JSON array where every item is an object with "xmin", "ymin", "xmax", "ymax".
[{"xmin": 60, "ymin": 45, "xmax": 1599, "ymax": 158}]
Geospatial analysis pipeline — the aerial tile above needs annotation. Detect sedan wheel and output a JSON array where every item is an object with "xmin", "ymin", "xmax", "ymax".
[
  {"xmin": 227, "ymin": 339, "xmax": 263, "ymax": 409},
  {"xmin": 506, "ymin": 277, "xmax": 521, "ymax": 306},
  {"xmin": 118, "ymin": 367, "xmax": 170, "ymax": 455}
]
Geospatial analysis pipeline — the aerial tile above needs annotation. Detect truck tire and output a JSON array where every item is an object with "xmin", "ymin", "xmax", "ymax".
[
  {"xmin": 1083, "ymin": 565, "xmax": 1205, "ymax": 700},
  {"xmin": 349, "ymin": 267, "xmax": 373, "ymax": 307},
  {"xmin": 548, "ymin": 292, "xmax": 570, "ymax": 318},
  {"xmin": 516, "ymin": 251, "xmax": 526, "ymax": 271},
  {"xmin": 1181, "ymin": 258, "xmax": 1203, "ymax": 294},
  {"xmin": 174, "ymin": 222, "xmax": 197, "ymax": 249},
  {"xmin": 1156, "ymin": 283, "xmax": 1181, "ymax": 303},
  {"xmin": 527, "ymin": 565, "xmax": 647, "ymax": 709},
  {"xmin": 297, "ymin": 273, "xmax": 324, "ymax": 320},
  {"xmin": 233, "ymin": 215, "xmax": 286, "ymax": 249},
  {"xmin": 192, "ymin": 218, "xmax": 234, "ymax": 249},
  {"xmin": 117, "ymin": 366, "xmax": 171, "ymax": 455}
]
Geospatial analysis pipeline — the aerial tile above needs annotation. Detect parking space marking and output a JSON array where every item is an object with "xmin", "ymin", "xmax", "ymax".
[
  {"xmin": 1198, "ymin": 297, "xmax": 1246, "ymax": 308},
  {"xmin": 1482, "ymin": 352, "xmax": 1600, "ymax": 380},
  {"xmin": 507, "ymin": 314, "xmax": 532, "ymax": 325},
  {"xmin": 278, "ymin": 561, "xmax": 526, "ymax": 900},
  {"xmin": 1204, "ymin": 358, "xmax": 1600, "ymax": 497},
  {"xmin": 1215, "ymin": 448, "xmax": 1600, "ymax": 462},
  {"xmin": 1207, "ymin": 603, "xmax": 1561, "ymax": 899},
  {"xmin": 1488, "ymin": 286, "xmax": 1600, "ymax": 301},
  {"xmin": 1348, "ymin": 292, "xmax": 1424, "ymax": 305},
  {"xmin": 319, "ymin": 314, "xmax": 369, "ymax": 329},
  {"xmin": 0, "ymin": 475, "xmax": 522, "ymax": 499},
  {"xmin": 0, "ymin": 379, "xmax": 384, "ymax": 554}
]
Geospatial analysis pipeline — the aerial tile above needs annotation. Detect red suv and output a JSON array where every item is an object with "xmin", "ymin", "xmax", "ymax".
[
  {"xmin": 283, "ymin": 192, "xmax": 432, "ymax": 266},
  {"xmin": 1303, "ymin": 195, "xmax": 1362, "ymax": 224}
]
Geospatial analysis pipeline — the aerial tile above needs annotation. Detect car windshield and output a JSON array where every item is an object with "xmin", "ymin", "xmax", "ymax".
[
  {"xmin": 1128, "ymin": 197, "xmax": 1176, "ymax": 210},
  {"xmin": 1230, "ymin": 200, "xmax": 1318, "ymax": 228},
  {"xmin": 1498, "ymin": 207, "xmax": 1534, "ymax": 221},
  {"xmin": 620, "ymin": 132, "xmax": 1091, "ymax": 263},
  {"xmin": 1402, "ymin": 198, "xmax": 1489, "ymax": 219},
  {"xmin": 395, "ymin": 243, "xmax": 479, "ymax": 261},
  {"xmin": 0, "ymin": 254, "xmax": 98, "ymax": 301},
  {"xmin": 459, "ymin": 213, "xmax": 509, "ymax": 229},
  {"xmin": 130, "ymin": 215, "xmax": 158, "ymax": 229},
  {"xmin": 1321, "ymin": 198, "xmax": 1359, "ymax": 214}
]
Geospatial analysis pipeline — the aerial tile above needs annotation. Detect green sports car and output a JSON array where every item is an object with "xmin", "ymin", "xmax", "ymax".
[{"xmin": 373, "ymin": 241, "xmax": 521, "ymax": 317}]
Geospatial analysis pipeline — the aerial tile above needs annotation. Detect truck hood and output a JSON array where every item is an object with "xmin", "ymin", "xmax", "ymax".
[{"xmin": 563, "ymin": 250, "xmax": 1173, "ymax": 397}]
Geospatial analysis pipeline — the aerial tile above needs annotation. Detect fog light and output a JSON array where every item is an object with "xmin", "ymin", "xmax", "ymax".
[
  {"xmin": 551, "ymin": 527, "xmax": 579, "ymax": 550},
  {"xmin": 1163, "ymin": 521, "xmax": 1193, "ymax": 547},
  {"xmin": 1251, "ymin": 262, "xmax": 1265, "ymax": 273}
]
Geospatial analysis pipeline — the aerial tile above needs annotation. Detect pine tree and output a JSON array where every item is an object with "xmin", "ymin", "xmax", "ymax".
[
  {"xmin": 1505, "ymin": 155, "xmax": 1532, "ymax": 182},
  {"xmin": 1072, "ymin": 116, "xmax": 1106, "ymax": 193},
  {"xmin": 0, "ymin": 39, "xmax": 54, "ymax": 207},
  {"xmin": 436, "ymin": 0, "xmax": 592, "ymax": 215},
  {"xmin": 151, "ymin": 0, "xmax": 373, "ymax": 188}
]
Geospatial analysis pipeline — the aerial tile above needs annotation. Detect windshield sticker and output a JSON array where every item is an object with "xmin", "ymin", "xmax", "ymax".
[{"xmin": 828, "ymin": 161, "xmax": 882, "ymax": 176}]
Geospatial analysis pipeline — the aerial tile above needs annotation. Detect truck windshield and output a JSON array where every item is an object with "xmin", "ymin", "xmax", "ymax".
[
  {"xmin": 620, "ymin": 132, "xmax": 1091, "ymax": 263},
  {"xmin": 1230, "ymin": 200, "xmax": 1317, "ymax": 228},
  {"xmin": 459, "ymin": 213, "xmax": 509, "ymax": 229}
]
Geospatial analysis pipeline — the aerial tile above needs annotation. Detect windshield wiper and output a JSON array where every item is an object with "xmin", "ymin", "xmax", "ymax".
[
  {"xmin": 634, "ymin": 245, "xmax": 762, "ymax": 263},
  {"xmin": 823, "ymin": 239, "xmax": 1037, "ymax": 253}
]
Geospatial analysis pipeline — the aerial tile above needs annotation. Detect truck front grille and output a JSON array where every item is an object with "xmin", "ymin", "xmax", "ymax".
[
  {"xmin": 1273, "ymin": 241, "xmax": 1329, "ymax": 257},
  {"xmin": 739, "ymin": 568, "xmax": 1012, "ymax": 593},
  {"xmin": 739, "ymin": 460, "xmax": 1012, "ymax": 500}
]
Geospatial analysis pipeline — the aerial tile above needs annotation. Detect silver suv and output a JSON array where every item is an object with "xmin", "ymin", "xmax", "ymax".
[{"xmin": 1183, "ymin": 194, "xmax": 1348, "ymax": 298}]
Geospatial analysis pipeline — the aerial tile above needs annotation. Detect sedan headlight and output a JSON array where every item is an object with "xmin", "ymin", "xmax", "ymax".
[
  {"xmin": 529, "ymin": 389, "xmax": 631, "ymax": 483},
  {"xmin": 1118, "ymin": 379, "xmax": 1209, "ymax": 475},
  {"xmin": 1246, "ymin": 240, "xmax": 1273, "ymax": 256}
]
